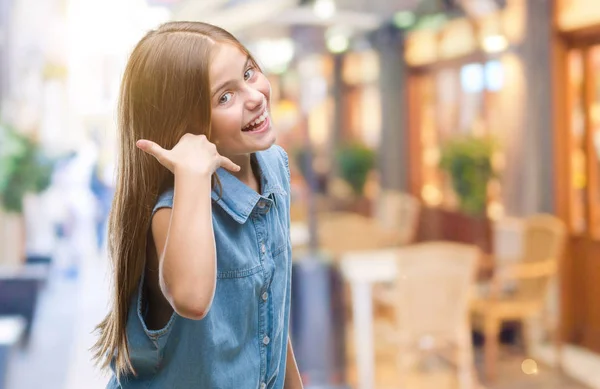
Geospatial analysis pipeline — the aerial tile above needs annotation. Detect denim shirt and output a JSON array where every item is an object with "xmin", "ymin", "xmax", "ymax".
[{"xmin": 108, "ymin": 145, "xmax": 292, "ymax": 389}]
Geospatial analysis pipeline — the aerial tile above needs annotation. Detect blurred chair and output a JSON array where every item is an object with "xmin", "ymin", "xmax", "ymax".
[
  {"xmin": 492, "ymin": 217, "xmax": 525, "ymax": 264},
  {"xmin": 372, "ymin": 190, "xmax": 421, "ymax": 319},
  {"xmin": 471, "ymin": 214, "xmax": 567, "ymax": 381},
  {"xmin": 381, "ymin": 242, "xmax": 480, "ymax": 389},
  {"xmin": 291, "ymin": 211, "xmax": 399, "ymax": 258},
  {"xmin": 374, "ymin": 190, "xmax": 421, "ymax": 246}
]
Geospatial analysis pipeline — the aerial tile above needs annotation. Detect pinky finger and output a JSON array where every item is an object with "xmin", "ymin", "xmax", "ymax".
[{"xmin": 219, "ymin": 156, "xmax": 241, "ymax": 172}]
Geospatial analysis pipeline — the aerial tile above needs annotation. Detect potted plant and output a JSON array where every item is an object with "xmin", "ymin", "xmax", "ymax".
[
  {"xmin": 335, "ymin": 142, "xmax": 376, "ymax": 215},
  {"xmin": 0, "ymin": 123, "xmax": 56, "ymax": 344},
  {"xmin": 437, "ymin": 135, "xmax": 498, "ymax": 252},
  {"xmin": 439, "ymin": 135, "xmax": 497, "ymax": 216},
  {"xmin": 0, "ymin": 123, "xmax": 54, "ymax": 265}
]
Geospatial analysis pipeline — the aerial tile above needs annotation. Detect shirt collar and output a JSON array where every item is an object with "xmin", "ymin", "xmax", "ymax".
[{"xmin": 211, "ymin": 149, "xmax": 287, "ymax": 224}]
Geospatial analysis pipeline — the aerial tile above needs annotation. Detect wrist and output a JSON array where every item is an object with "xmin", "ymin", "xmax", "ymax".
[
  {"xmin": 173, "ymin": 170, "xmax": 213, "ymax": 200},
  {"xmin": 174, "ymin": 165, "xmax": 213, "ymax": 180}
]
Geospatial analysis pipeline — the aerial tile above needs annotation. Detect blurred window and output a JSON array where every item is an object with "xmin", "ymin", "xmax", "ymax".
[{"xmin": 414, "ymin": 59, "xmax": 506, "ymax": 213}]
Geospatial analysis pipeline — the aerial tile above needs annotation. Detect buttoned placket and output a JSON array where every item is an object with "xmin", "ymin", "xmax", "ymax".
[{"xmin": 255, "ymin": 196, "xmax": 274, "ymax": 389}]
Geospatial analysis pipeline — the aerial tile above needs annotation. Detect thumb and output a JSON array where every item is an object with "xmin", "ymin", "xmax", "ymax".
[
  {"xmin": 136, "ymin": 140, "xmax": 171, "ymax": 168},
  {"xmin": 219, "ymin": 156, "xmax": 241, "ymax": 173}
]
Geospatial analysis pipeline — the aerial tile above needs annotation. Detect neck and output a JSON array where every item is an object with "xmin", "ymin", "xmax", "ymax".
[{"xmin": 227, "ymin": 153, "xmax": 260, "ymax": 192}]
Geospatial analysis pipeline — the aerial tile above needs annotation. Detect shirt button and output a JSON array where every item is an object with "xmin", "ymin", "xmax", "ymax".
[
  {"xmin": 262, "ymin": 292, "xmax": 268, "ymax": 301},
  {"xmin": 263, "ymin": 335, "xmax": 270, "ymax": 345},
  {"xmin": 260, "ymin": 383, "xmax": 266, "ymax": 389},
  {"xmin": 261, "ymin": 243, "xmax": 266, "ymax": 254},
  {"xmin": 258, "ymin": 201, "xmax": 266, "ymax": 209}
]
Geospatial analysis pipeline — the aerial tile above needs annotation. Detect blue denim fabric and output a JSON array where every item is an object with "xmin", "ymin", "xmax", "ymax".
[{"xmin": 107, "ymin": 145, "xmax": 292, "ymax": 389}]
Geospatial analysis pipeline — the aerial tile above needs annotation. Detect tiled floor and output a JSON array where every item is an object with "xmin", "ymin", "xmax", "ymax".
[
  {"xmin": 533, "ymin": 343, "xmax": 600, "ymax": 389},
  {"xmin": 481, "ymin": 355, "xmax": 585, "ymax": 389},
  {"xmin": 347, "ymin": 358, "xmax": 587, "ymax": 389},
  {"xmin": 343, "ymin": 328, "xmax": 589, "ymax": 389},
  {"xmin": 343, "ymin": 347, "xmax": 588, "ymax": 389}
]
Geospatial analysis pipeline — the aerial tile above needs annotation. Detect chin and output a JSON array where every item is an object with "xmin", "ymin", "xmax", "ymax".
[
  {"xmin": 254, "ymin": 132, "xmax": 277, "ymax": 152},
  {"xmin": 247, "ymin": 123, "xmax": 277, "ymax": 152}
]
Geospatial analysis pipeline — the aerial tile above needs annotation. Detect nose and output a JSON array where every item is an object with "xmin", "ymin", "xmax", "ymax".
[{"xmin": 244, "ymin": 86, "xmax": 264, "ymax": 111}]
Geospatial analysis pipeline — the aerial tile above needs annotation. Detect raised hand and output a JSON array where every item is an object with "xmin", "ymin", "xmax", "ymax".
[{"xmin": 136, "ymin": 134, "xmax": 240, "ymax": 176}]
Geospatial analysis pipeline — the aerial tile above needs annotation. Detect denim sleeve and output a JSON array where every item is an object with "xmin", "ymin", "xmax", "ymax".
[{"xmin": 152, "ymin": 188, "xmax": 174, "ymax": 216}]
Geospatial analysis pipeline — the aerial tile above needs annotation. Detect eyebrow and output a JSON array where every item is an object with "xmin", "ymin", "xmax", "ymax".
[{"xmin": 211, "ymin": 56, "xmax": 252, "ymax": 97}]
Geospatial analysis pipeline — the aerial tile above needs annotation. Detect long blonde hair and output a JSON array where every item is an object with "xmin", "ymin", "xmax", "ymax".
[{"xmin": 92, "ymin": 21, "xmax": 259, "ymax": 378}]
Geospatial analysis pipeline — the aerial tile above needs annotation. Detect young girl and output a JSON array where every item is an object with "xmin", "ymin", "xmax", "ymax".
[{"xmin": 93, "ymin": 21, "xmax": 303, "ymax": 389}]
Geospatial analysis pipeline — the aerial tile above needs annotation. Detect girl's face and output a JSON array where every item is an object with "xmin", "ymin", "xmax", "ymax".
[{"xmin": 209, "ymin": 43, "xmax": 275, "ymax": 158}]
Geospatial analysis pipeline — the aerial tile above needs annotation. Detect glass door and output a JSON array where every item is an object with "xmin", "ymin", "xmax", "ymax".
[
  {"xmin": 586, "ymin": 45, "xmax": 600, "ymax": 239},
  {"xmin": 567, "ymin": 44, "xmax": 600, "ymax": 239}
]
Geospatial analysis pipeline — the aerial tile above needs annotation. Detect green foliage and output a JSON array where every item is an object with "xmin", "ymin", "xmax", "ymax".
[
  {"xmin": 439, "ymin": 135, "xmax": 497, "ymax": 216},
  {"xmin": 0, "ymin": 123, "xmax": 55, "ymax": 213},
  {"xmin": 336, "ymin": 143, "xmax": 376, "ymax": 196}
]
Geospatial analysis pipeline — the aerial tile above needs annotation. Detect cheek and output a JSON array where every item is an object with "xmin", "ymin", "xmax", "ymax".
[
  {"xmin": 211, "ymin": 112, "xmax": 236, "ymax": 138},
  {"xmin": 213, "ymin": 106, "xmax": 245, "ymax": 133}
]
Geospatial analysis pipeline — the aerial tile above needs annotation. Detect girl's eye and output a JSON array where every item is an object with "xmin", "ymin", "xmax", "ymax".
[
  {"xmin": 219, "ymin": 92, "xmax": 232, "ymax": 105},
  {"xmin": 244, "ymin": 67, "xmax": 255, "ymax": 81}
]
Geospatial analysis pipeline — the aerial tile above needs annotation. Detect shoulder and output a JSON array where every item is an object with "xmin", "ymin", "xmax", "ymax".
[
  {"xmin": 262, "ymin": 144, "xmax": 288, "ymax": 161},
  {"xmin": 266, "ymin": 144, "xmax": 290, "ymax": 182}
]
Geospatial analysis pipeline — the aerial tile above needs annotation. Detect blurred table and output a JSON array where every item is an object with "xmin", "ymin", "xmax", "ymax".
[
  {"xmin": 340, "ymin": 249, "xmax": 397, "ymax": 389},
  {"xmin": 339, "ymin": 247, "xmax": 494, "ymax": 389}
]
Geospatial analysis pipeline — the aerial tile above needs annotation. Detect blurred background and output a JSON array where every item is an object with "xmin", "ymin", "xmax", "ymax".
[{"xmin": 0, "ymin": 0, "xmax": 599, "ymax": 388}]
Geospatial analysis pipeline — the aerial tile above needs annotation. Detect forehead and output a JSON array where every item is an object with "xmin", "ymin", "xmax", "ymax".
[{"xmin": 210, "ymin": 43, "xmax": 248, "ymax": 82}]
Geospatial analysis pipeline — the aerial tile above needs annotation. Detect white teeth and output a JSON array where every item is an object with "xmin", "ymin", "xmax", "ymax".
[
  {"xmin": 256, "ymin": 113, "xmax": 266, "ymax": 124},
  {"xmin": 243, "ymin": 111, "xmax": 268, "ymax": 131}
]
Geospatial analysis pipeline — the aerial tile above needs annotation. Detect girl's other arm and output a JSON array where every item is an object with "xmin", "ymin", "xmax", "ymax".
[
  {"xmin": 138, "ymin": 134, "xmax": 240, "ymax": 320},
  {"xmin": 151, "ymin": 171, "xmax": 215, "ymax": 320}
]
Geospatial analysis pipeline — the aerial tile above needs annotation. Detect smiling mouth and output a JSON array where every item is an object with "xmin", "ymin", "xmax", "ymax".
[{"xmin": 242, "ymin": 110, "xmax": 268, "ymax": 132}]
